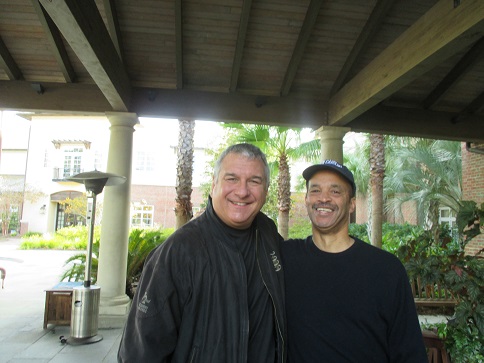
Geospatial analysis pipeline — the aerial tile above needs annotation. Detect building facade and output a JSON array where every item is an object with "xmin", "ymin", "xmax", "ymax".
[{"xmin": 0, "ymin": 112, "xmax": 216, "ymax": 235}]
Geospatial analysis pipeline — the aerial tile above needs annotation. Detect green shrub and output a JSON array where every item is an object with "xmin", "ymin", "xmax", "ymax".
[
  {"xmin": 23, "ymin": 231, "xmax": 42, "ymax": 238},
  {"xmin": 59, "ymin": 227, "xmax": 173, "ymax": 298},
  {"xmin": 20, "ymin": 226, "xmax": 100, "ymax": 250},
  {"xmin": 398, "ymin": 201, "xmax": 484, "ymax": 363},
  {"xmin": 287, "ymin": 220, "xmax": 312, "ymax": 239}
]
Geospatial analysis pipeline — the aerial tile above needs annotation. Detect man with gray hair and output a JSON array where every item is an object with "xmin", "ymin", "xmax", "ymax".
[{"xmin": 119, "ymin": 143, "xmax": 286, "ymax": 362}]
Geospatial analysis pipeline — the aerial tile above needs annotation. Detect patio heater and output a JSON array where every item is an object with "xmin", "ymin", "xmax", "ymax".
[{"xmin": 63, "ymin": 170, "xmax": 126, "ymax": 345}]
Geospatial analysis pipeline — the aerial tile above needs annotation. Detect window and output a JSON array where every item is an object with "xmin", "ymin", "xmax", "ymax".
[
  {"xmin": 131, "ymin": 204, "xmax": 154, "ymax": 228},
  {"xmin": 63, "ymin": 147, "xmax": 83, "ymax": 178},
  {"xmin": 94, "ymin": 150, "xmax": 103, "ymax": 171},
  {"xmin": 439, "ymin": 207, "xmax": 456, "ymax": 228},
  {"xmin": 44, "ymin": 149, "xmax": 51, "ymax": 167},
  {"xmin": 135, "ymin": 151, "xmax": 154, "ymax": 172}
]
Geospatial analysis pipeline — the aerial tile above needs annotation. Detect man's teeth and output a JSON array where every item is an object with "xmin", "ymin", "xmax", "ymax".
[
  {"xmin": 233, "ymin": 202, "xmax": 247, "ymax": 206},
  {"xmin": 316, "ymin": 207, "xmax": 332, "ymax": 212}
]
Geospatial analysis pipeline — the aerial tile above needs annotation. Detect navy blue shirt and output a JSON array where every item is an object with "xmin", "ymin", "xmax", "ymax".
[{"xmin": 281, "ymin": 237, "xmax": 427, "ymax": 363}]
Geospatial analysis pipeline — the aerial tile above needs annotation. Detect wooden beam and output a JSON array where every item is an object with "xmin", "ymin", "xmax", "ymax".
[
  {"xmin": 348, "ymin": 105, "xmax": 484, "ymax": 143},
  {"xmin": 103, "ymin": 0, "xmax": 124, "ymax": 63},
  {"xmin": 175, "ymin": 0, "xmax": 183, "ymax": 89},
  {"xmin": 0, "ymin": 81, "xmax": 112, "ymax": 113},
  {"xmin": 38, "ymin": 0, "xmax": 131, "ymax": 111},
  {"xmin": 423, "ymin": 36, "xmax": 484, "ymax": 109},
  {"xmin": 230, "ymin": 0, "xmax": 252, "ymax": 92},
  {"xmin": 3, "ymin": 80, "xmax": 484, "ymax": 143},
  {"xmin": 31, "ymin": 0, "xmax": 76, "ymax": 83},
  {"xmin": 280, "ymin": 0, "xmax": 323, "ymax": 96},
  {"xmin": 330, "ymin": 0, "xmax": 394, "ymax": 96},
  {"xmin": 452, "ymin": 90, "xmax": 484, "ymax": 123},
  {"xmin": 328, "ymin": 0, "xmax": 484, "ymax": 126},
  {"xmin": 0, "ymin": 36, "xmax": 22, "ymax": 80}
]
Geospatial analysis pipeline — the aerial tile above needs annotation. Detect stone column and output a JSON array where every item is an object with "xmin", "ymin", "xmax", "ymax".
[
  {"xmin": 315, "ymin": 125, "xmax": 351, "ymax": 163},
  {"xmin": 97, "ymin": 112, "xmax": 138, "ymax": 326}
]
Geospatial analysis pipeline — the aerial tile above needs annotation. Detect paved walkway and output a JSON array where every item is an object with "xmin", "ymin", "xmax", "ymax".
[{"xmin": 0, "ymin": 237, "xmax": 123, "ymax": 363}]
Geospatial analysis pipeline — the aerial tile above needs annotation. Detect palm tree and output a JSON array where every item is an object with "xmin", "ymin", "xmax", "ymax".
[
  {"xmin": 369, "ymin": 134, "xmax": 385, "ymax": 248},
  {"xmin": 224, "ymin": 123, "xmax": 319, "ymax": 239},
  {"xmin": 385, "ymin": 138, "xmax": 462, "ymax": 243},
  {"xmin": 174, "ymin": 119, "xmax": 195, "ymax": 229}
]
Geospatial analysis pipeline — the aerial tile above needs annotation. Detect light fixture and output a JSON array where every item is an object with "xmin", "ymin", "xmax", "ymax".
[{"xmin": 31, "ymin": 83, "xmax": 44, "ymax": 95}]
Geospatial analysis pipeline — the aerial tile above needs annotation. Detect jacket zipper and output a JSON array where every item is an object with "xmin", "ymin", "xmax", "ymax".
[{"xmin": 255, "ymin": 229, "xmax": 286, "ymax": 362}]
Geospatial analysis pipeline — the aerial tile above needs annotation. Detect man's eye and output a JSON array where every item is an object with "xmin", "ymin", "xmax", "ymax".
[{"xmin": 249, "ymin": 179, "xmax": 262, "ymax": 185}]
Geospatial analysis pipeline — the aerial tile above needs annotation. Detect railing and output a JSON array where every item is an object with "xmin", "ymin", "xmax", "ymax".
[
  {"xmin": 411, "ymin": 275, "xmax": 457, "ymax": 307},
  {"xmin": 52, "ymin": 168, "xmax": 84, "ymax": 181}
]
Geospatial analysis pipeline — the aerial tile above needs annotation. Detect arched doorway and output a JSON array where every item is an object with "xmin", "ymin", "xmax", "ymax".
[{"xmin": 50, "ymin": 190, "xmax": 84, "ymax": 231}]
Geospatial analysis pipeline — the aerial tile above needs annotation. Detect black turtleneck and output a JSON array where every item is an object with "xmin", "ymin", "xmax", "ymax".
[{"xmin": 210, "ymin": 199, "xmax": 276, "ymax": 363}]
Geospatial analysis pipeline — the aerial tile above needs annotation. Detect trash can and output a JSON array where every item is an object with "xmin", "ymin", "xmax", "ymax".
[{"xmin": 70, "ymin": 285, "xmax": 101, "ymax": 339}]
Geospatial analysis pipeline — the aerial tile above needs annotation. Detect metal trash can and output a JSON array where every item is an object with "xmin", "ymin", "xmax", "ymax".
[{"xmin": 70, "ymin": 285, "xmax": 101, "ymax": 339}]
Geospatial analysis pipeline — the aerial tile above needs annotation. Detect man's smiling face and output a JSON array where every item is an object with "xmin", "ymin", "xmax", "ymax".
[
  {"xmin": 210, "ymin": 152, "xmax": 268, "ymax": 229},
  {"xmin": 305, "ymin": 170, "xmax": 355, "ymax": 235}
]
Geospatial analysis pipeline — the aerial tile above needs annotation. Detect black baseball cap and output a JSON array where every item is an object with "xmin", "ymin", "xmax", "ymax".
[{"xmin": 302, "ymin": 160, "xmax": 356, "ymax": 196}]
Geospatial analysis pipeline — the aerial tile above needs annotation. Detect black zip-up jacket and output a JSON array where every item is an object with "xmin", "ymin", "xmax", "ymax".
[{"xmin": 118, "ymin": 198, "xmax": 286, "ymax": 362}]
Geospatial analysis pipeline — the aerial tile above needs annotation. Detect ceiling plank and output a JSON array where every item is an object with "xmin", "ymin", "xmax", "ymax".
[
  {"xmin": 229, "ymin": 0, "xmax": 252, "ymax": 92},
  {"xmin": 423, "ymin": 36, "xmax": 484, "ymax": 109},
  {"xmin": 38, "ymin": 0, "xmax": 131, "ymax": 111},
  {"xmin": 103, "ymin": 0, "xmax": 124, "ymax": 63},
  {"xmin": 175, "ymin": 0, "xmax": 183, "ymax": 89},
  {"xmin": 31, "ymin": 0, "xmax": 76, "ymax": 83},
  {"xmin": 0, "ymin": 36, "xmax": 23, "ymax": 80},
  {"xmin": 280, "ymin": 0, "xmax": 323, "ymax": 96},
  {"xmin": 328, "ymin": 0, "xmax": 484, "ymax": 126},
  {"xmin": 330, "ymin": 0, "xmax": 394, "ymax": 96}
]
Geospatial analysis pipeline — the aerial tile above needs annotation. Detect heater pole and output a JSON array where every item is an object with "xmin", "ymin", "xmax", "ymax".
[{"xmin": 85, "ymin": 191, "xmax": 97, "ymax": 288}]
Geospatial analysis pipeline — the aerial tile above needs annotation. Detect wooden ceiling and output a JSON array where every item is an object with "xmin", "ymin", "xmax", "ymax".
[{"xmin": 1, "ymin": 0, "xmax": 484, "ymax": 142}]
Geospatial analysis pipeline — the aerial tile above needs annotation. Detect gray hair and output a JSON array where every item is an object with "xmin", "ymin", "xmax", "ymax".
[{"xmin": 214, "ymin": 143, "xmax": 270, "ymax": 190}]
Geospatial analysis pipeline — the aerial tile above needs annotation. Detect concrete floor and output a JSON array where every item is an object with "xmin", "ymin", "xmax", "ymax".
[{"xmin": 0, "ymin": 237, "xmax": 123, "ymax": 363}]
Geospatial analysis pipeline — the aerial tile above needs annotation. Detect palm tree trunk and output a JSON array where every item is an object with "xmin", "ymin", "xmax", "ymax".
[
  {"xmin": 175, "ymin": 119, "xmax": 195, "ymax": 229},
  {"xmin": 277, "ymin": 153, "xmax": 291, "ymax": 240},
  {"xmin": 369, "ymin": 134, "xmax": 385, "ymax": 248}
]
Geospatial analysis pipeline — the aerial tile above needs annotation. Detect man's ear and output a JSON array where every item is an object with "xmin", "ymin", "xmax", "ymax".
[
  {"xmin": 349, "ymin": 196, "xmax": 356, "ymax": 214},
  {"xmin": 209, "ymin": 177, "xmax": 215, "ymax": 196}
]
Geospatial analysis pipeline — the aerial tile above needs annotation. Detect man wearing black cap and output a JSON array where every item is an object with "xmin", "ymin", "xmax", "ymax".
[{"xmin": 281, "ymin": 160, "xmax": 427, "ymax": 363}]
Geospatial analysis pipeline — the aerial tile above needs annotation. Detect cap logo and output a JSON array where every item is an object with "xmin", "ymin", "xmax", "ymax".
[{"xmin": 323, "ymin": 160, "xmax": 343, "ymax": 168}]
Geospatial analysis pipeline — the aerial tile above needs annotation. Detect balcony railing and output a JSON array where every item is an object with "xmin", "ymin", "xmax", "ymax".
[{"xmin": 52, "ymin": 167, "xmax": 84, "ymax": 181}]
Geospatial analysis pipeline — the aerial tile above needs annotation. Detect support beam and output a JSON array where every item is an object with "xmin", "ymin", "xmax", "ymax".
[
  {"xmin": 0, "ymin": 36, "xmax": 22, "ymax": 80},
  {"xmin": 39, "ymin": 0, "xmax": 131, "ymax": 111},
  {"xmin": 330, "ymin": 0, "xmax": 394, "ymax": 96},
  {"xmin": 280, "ymin": 0, "xmax": 323, "ymax": 96},
  {"xmin": 328, "ymin": 0, "xmax": 484, "ymax": 126},
  {"xmin": 31, "ymin": 0, "xmax": 76, "ymax": 83},
  {"xmin": 348, "ymin": 105, "xmax": 484, "ymax": 142},
  {"xmin": 230, "ymin": 0, "xmax": 253, "ymax": 92},
  {"xmin": 2, "ymin": 80, "xmax": 484, "ymax": 143}
]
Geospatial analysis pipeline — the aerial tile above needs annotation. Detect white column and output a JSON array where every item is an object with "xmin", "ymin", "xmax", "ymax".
[
  {"xmin": 315, "ymin": 125, "xmax": 351, "ymax": 163},
  {"xmin": 97, "ymin": 112, "xmax": 138, "ymax": 326}
]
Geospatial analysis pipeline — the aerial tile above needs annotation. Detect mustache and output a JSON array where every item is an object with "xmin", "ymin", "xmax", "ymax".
[{"xmin": 312, "ymin": 203, "xmax": 335, "ymax": 210}]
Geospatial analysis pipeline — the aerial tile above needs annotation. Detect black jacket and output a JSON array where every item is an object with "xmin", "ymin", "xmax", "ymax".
[{"xmin": 118, "ymin": 198, "xmax": 286, "ymax": 362}]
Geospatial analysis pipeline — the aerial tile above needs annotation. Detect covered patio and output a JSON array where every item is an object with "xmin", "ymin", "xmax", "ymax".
[{"xmin": 1, "ymin": 0, "xmax": 484, "ymax": 325}]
